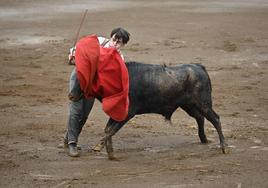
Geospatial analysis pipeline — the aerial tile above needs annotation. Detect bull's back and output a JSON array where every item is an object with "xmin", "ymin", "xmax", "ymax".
[
  {"xmin": 126, "ymin": 62, "xmax": 211, "ymax": 116},
  {"xmin": 126, "ymin": 62, "xmax": 186, "ymax": 98}
]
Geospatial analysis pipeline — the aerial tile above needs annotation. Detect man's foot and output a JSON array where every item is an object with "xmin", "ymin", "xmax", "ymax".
[
  {"xmin": 68, "ymin": 143, "xmax": 79, "ymax": 157},
  {"xmin": 57, "ymin": 140, "xmax": 81, "ymax": 150}
]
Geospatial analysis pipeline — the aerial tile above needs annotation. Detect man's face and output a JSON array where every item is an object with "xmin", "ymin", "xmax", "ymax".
[{"xmin": 109, "ymin": 34, "xmax": 124, "ymax": 49}]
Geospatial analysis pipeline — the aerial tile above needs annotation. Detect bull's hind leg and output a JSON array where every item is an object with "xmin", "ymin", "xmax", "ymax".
[
  {"xmin": 201, "ymin": 108, "xmax": 227, "ymax": 153},
  {"xmin": 181, "ymin": 105, "xmax": 208, "ymax": 144}
]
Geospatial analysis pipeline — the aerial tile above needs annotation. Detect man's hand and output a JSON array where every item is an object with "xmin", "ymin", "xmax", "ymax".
[{"xmin": 68, "ymin": 47, "xmax": 76, "ymax": 65}]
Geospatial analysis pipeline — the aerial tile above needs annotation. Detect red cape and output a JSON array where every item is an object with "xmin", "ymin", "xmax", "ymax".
[{"xmin": 75, "ymin": 35, "xmax": 129, "ymax": 121}]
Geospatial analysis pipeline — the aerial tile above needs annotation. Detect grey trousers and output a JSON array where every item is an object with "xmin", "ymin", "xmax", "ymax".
[{"xmin": 65, "ymin": 68, "xmax": 95, "ymax": 144}]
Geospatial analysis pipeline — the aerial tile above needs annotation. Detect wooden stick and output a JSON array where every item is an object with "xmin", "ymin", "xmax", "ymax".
[{"xmin": 68, "ymin": 9, "xmax": 88, "ymax": 65}]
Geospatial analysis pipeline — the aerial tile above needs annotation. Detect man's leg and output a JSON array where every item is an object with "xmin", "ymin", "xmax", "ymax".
[
  {"xmin": 64, "ymin": 67, "xmax": 80, "ymax": 146},
  {"xmin": 66, "ymin": 97, "xmax": 94, "ymax": 157},
  {"xmin": 67, "ymin": 69, "xmax": 82, "ymax": 157},
  {"xmin": 67, "ymin": 97, "xmax": 95, "ymax": 144},
  {"xmin": 64, "ymin": 68, "xmax": 95, "ymax": 157}
]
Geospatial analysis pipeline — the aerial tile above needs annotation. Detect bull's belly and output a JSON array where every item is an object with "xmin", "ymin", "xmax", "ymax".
[{"xmin": 134, "ymin": 103, "xmax": 179, "ymax": 117}]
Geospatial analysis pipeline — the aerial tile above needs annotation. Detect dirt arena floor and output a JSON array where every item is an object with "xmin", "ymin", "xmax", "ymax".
[{"xmin": 0, "ymin": 0, "xmax": 267, "ymax": 187}]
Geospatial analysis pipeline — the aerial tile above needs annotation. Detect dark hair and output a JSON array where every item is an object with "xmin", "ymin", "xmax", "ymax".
[{"xmin": 110, "ymin": 27, "xmax": 130, "ymax": 44}]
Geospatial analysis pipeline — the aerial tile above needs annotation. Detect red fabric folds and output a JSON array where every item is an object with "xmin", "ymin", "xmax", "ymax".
[
  {"xmin": 75, "ymin": 35, "xmax": 100, "ymax": 98},
  {"xmin": 75, "ymin": 35, "xmax": 129, "ymax": 121}
]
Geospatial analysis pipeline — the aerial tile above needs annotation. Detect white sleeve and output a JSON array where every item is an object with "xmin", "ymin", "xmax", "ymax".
[
  {"xmin": 97, "ymin": 36, "xmax": 106, "ymax": 45},
  {"xmin": 68, "ymin": 46, "xmax": 76, "ymax": 60},
  {"xmin": 69, "ymin": 47, "xmax": 75, "ymax": 54}
]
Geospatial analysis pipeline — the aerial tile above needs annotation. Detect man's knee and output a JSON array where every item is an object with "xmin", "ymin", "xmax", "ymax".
[{"xmin": 68, "ymin": 93, "xmax": 83, "ymax": 102}]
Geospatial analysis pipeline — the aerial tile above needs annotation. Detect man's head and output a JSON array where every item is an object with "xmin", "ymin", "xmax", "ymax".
[{"xmin": 109, "ymin": 27, "xmax": 130, "ymax": 49}]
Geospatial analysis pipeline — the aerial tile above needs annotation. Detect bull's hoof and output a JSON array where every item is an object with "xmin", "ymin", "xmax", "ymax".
[
  {"xmin": 92, "ymin": 143, "xmax": 104, "ymax": 152},
  {"xmin": 221, "ymin": 143, "xmax": 229, "ymax": 154},
  {"xmin": 108, "ymin": 153, "xmax": 120, "ymax": 161},
  {"xmin": 221, "ymin": 146, "xmax": 231, "ymax": 154},
  {"xmin": 201, "ymin": 139, "xmax": 211, "ymax": 144}
]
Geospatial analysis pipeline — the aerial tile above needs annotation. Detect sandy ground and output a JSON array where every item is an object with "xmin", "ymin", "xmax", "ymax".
[{"xmin": 0, "ymin": 0, "xmax": 268, "ymax": 187}]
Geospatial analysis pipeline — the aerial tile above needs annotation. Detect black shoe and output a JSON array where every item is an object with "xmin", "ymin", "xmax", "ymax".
[{"xmin": 68, "ymin": 143, "xmax": 79, "ymax": 157}]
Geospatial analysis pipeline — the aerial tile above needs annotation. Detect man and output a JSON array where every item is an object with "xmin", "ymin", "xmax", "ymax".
[{"xmin": 65, "ymin": 27, "xmax": 130, "ymax": 157}]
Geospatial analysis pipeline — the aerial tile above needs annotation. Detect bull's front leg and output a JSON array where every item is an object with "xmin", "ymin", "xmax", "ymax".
[
  {"xmin": 92, "ymin": 119, "xmax": 127, "ymax": 160},
  {"xmin": 106, "ymin": 136, "xmax": 117, "ymax": 160},
  {"xmin": 92, "ymin": 137, "xmax": 106, "ymax": 152},
  {"xmin": 91, "ymin": 134, "xmax": 116, "ymax": 160},
  {"xmin": 92, "ymin": 118, "xmax": 116, "ymax": 152}
]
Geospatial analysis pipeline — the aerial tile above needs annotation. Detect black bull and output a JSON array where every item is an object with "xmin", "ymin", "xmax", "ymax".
[{"xmin": 93, "ymin": 62, "xmax": 227, "ymax": 159}]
